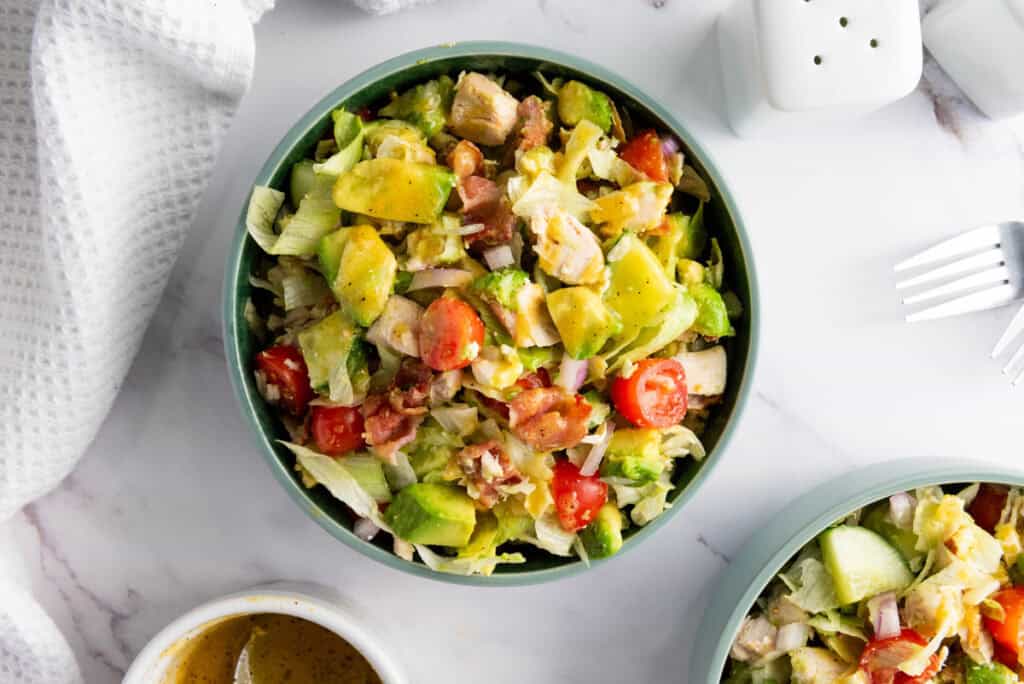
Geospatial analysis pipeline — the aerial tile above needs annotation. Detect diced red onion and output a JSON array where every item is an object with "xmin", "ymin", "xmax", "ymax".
[
  {"xmin": 868, "ymin": 592, "xmax": 900, "ymax": 639},
  {"xmin": 353, "ymin": 518, "xmax": 380, "ymax": 541},
  {"xmin": 661, "ymin": 136, "xmax": 681, "ymax": 158},
  {"xmin": 407, "ymin": 269, "xmax": 473, "ymax": 291},
  {"xmin": 888, "ymin": 492, "xmax": 916, "ymax": 529},
  {"xmin": 557, "ymin": 354, "xmax": 588, "ymax": 393},
  {"xmin": 483, "ymin": 245, "xmax": 515, "ymax": 270},
  {"xmin": 580, "ymin": 421, "xmax": 615, "ymax": 477},
  {"xmin": 457, "ymin": 222, "xmax": 486, "ymax": 236},
  {"xmin": 774, "ymin": 622, "xmax": 810, "ymax": 653}
]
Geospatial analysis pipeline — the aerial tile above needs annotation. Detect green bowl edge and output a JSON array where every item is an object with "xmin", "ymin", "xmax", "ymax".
[
  {"xmin": 690, "ymin": 458, "xmax": 1024, "ymax": 683},
  {"xmin": 222, "ymin": 41, "xmax": 761, "ymax": 586}
]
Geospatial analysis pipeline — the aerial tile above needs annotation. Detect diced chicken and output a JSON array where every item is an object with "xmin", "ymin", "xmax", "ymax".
[
  {"xmin": 729, "ymin": 615, "xmax": 778, "ymax": 663},
  {"xmin": 449, "ymin": 72, "xmax": 520, "ymax": 146},
  {"xmin": 674, "ymin": 346, "xmax": 727, "ymax": 396},
  {"xmin": 366, "ymin": 295, "xmax": 424, "ymax": 357},
  {"xmin": 513, "ymin": 282, "xmax": 561, "ymax": 348},
  {"xmin": 530, "ymin": 207, "xmax": 604, "ymax": 285}
]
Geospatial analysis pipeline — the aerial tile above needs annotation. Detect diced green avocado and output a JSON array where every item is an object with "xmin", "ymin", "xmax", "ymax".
[
  {"xmin": 471, "ymin": 267, "xmax": 530, "ymax": 311},
  {"xmin": 296, "ymin": 311, "xmax": 360, "ymax": 392},
  {"xmin": 493, "ymin": 501, "xmax": 534, "ymax": 543},
  {"xmin": 457, "ymin": 512, "xmax": 500, "ymax": 558},
  {"xmin": 604, "ymin": 233, "xmax": 677, "ymax": 338},
  {"xmin": 377, "ymin": 75, "xmax": 455, "ymax": 139},
  {"xmin": 677, "ymin": 259, "xmax": 706, "ymax": 286},
  {"xmin": 580, "ymin": 503, "xmax": 624, "ymax": 559},
  {"xmin": 289, "ymin": 159, "xmax": 317, "ymax": 208},
  {"xmin": 406, "ymin": 422, "xmax": 462, "ymax": 481},
  {"xmin": 338, "ymin": 454, "xmax": 391, "ymax": 504},
  {"xmin": 333, "ymin": 159, "xmax": 456, "ymax": 224},
  {"xmin": 789, "ymin": 647, "xmax": 849, "ymax": 684},
  {"xmin": 363, "ymin": 119, "xmax": 427, "ymax": 154},
  {"xmin": 517, "ymin": 346, "xmax": 558, "ymax": 373},
  {"xmin": 318, "ymin": 225, "xmax": 397, "ymax": 326},
  {"xmin": 599, "ymin": 428, "xmax": 666, "ymax": 484},
  {"xmin": 383, "ymin": 483, "xmax": 477, "ymax": 547},
  {"xmin": 967, "ymin": 661, "xmax": 1020, "ymax": 684},
  {"xmin": 752, "ymin": 658, "xmax": 792, "ymax": 684},
  {"xmin": 819, "ymin": 525, "xmax": 913, "ymax": 605},
  {"xmin": 861, "ymin": 503, "xmax": 923, "ymax": 566},
  {"xmin": 689, "ymin": 282, "xmax": 734, "ymax": 338},
  {"xmin": 546, "ymin": 287, "xmax": 620, "ymax": 359},
  {"xmin": 557, "ymin": 80, "xmax": 613, "ymax": 133}
]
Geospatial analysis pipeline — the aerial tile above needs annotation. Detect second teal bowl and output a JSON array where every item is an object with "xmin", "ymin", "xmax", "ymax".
[
  {"xmin": 222, "ymin": 42, "xmax": 760, "ymax": 584},
  {"xmin": 690, "ymin": 458, "xmax": 1024, "ymax": 683}
]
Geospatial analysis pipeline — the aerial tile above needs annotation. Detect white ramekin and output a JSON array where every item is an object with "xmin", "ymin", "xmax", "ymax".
[{"xmin": 122, "ymin": 582, "xmax": 405, "ymax": 684}]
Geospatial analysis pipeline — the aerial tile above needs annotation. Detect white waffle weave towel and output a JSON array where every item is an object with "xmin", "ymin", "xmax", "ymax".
[{"xmin": 0, "ymin": 0, "xmax": 430, "ymax": 682}]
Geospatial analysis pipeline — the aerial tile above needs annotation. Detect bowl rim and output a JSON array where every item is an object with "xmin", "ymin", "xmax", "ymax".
[
  {"xmin": 121, "ymin": 582, "xmax": 405, "ymax": 684},
  {"xmin": 222, "ymin": 40, "xmax": 761, "ymax": 585},
  {"xmin": 694, "ymin": 459, "xmax": 1024, "ymax": 683}
]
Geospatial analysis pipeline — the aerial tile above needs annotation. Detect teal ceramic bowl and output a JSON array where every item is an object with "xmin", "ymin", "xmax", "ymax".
[
  {"xmin": 690, "ymin": 459, "xmax": 1024, "ymax": 683},
  {"xmin": 223, "ymin": 42, "xmax": 759, "ymax": 584}
]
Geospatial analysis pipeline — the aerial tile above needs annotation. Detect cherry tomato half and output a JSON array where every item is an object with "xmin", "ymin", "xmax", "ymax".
[
  {"xmin": 985, "ymin": 588, "xmax": 1024, "ymax": 658},
  {"xmin": 859, "ymin": 629, "xmax": 941, "ymax": 684},
  {"xmin": 619, "ymin": 130, "xmax": 669, "ymax": 182},
  {"xmin": 551, "ymin": 459, "xmax": 608, "ymax": 532},
  {"xmin": 610, "ymin": 358, "xmax": 688, "ymax": 428},
  {"xmin": 310, "ymin": 405, "xmax": 365, "ymax": 456},
  {"xmin": 255, "ymin": 345, "xmax": 312, "ymax": 416},
  {"xmin": 968, "ymin": 483, "xmax": 1009, "ymax": 533},
  {"xmin": 418, "ymin": 298, "xmax": 485, "ymax": 372}
]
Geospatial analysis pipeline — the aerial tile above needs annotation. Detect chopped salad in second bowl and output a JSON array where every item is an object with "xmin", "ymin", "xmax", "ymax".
[{"xmin": 243, "ymin": 68, "xmax": 742, "ymax": 576}]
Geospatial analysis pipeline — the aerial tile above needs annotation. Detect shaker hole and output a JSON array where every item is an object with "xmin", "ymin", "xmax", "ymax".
[
  {"xmin": 813, "ymin": 55, "xmax": 823, "ymax": 65},
  {"xmin": 870, "ymin": 38, "xmax": 879, "ymax": 48},
  {"xmin": 839, "ymin": 16, "xmax": 848, "ymax": 27}
]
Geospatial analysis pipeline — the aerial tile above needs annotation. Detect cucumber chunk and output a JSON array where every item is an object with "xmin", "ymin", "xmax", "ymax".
[{"xmin": 820, "ymin": 525, "xmax": 913, "ymax": 605}]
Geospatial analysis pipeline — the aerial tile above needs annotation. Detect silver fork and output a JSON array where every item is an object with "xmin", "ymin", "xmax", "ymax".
[
  {"xmin": 992, "ymin": 303, "xmax": 1024, "ymax": 386},
  {"xmin": 896, "ymin": 221, "xmax": 1024, "ymax": 323}
]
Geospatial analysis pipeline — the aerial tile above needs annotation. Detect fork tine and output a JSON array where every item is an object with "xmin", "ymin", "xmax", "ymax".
[
  {"xmin": 895, "ymin": 250, "xmax": 1005, "ymax": 290},
  {"xmin": 901, "ymin": 266, "xmax": 1010, "ymax": 305},
  {"xmin": 905, "ymin": 283, "xmax": 1016, "ymax": 322},
  {"xmin": 1003, "ymin": 341, "xmax": 1024, "ymax": 376},
  {"xmin": 992, "ymin": 303, "xmax": 1024, "ymax": 358},
  {"xmin": 1012, "ymin": 365, "xmax": 1024, "ymax": 387},
  {"xmin": 894, "ymin": 224, "xmax": 1002, "ymax": 272}
]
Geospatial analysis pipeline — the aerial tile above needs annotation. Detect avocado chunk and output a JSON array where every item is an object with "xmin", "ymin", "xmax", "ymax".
[
  {"xmin": 599, "ymin": 428, "xmax": 665, "ymax": 484},
  {"xmin": 789, "ymin": 647, "xmax": 849, "ymax": 684},
  {"xmin": 383, "ymin": 483, "xmax": 477, "ymax": 547},
  {"xmin": 819, "ymin": 525, "xmax": 913, "ymax": 605},
  {"xmin": 861, "ymin": 503, "xmax": 923, "ymax": 567},
  {"xmin": 296, "ymin": 310, "xmax": 361, "ymax": 393},
  {"xmin": 318, "ymin": 225, "xmax": 397, "ymax": 326},
  {"xmin": 314, "ymin": 108, "xmax": 365, "ymax": 177},
  {"xmin": 406, "ymin": 421, "xmax": 463, "ymax": 482},
  {"xmin": 580, "ymin": 503, "xmax": 624, "ymax": 559},
  {"xmin": 689, "ymin": 282, "xmax": 734, "ymax": 338},
  {"xmin": 967, "ymin": 661, "xmax": 1020, "ymax": 684},
  {"xmin": 377, "ymin": 75, "xmax": 455, "ymax": 139},
  {"xmin": 471, "ymin": 267, "xmax": 530, "ymax": 312},
  {"xmin": 338, "ymin": 454, "xmax": 391, "ymax": 504},
  {"xmin": 546, "ymin": 287, "xmax": 620, "ymax": 359},
  {"xmin": 289, "ymin": 159, "xmax": 317, "ymax": 208},
  {"xmin": 557, "ymin": 80, "xmax": 613, "ymax": 133},
  {"xmin": 332, "ymin": 159, "xmax": 455, "ymax": 224},
  {"xmin": 604, "ymin": 233, "xmax": 677, "ymax": 338}
]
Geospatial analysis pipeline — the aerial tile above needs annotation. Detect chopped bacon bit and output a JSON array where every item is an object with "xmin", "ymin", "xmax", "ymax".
[
  {"xmin": 514, "ymin": 96, "xmax": 554, "ymax": 152},
  {"xmin": 362, "ymin": 358, "xmax": 434, "ymax": 463},
  {"xmin": 447, "ymin": 140, "xmax": 484, "ymax": 178},
  {"xmin": 464, "ymin": 199, "xmax": 516, "ymax": 251},
  {"xmin": 456, "ymin": 440, "xmax": 524, "ymax": 508},
  {"xmin": 457, "ymin": 175, "xmax": 502, "ymax": 217},
  {"xmin": 509, "ymin": 387, "xmax": 591, "ymax": 452}
]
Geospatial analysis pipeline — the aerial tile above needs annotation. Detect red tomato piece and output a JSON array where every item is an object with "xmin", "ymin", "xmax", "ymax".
[
  {"xmin": 968, "ymin": 483, "xmax": 1009, "ymax": 533},
  {"xmin": 859, "ymin": 629, "xmax": 941, "ymax": 684},
  {"xmin": 551, "ymin": 459, "xmax": 608, "ymax": 532},
  {"xmin": 418, "ymin": 298, "xmax": 485, "ymax": 372},
  {"xmin": 619, "ymin": 130, "xmax": 669, "ymax": 182},
  {"xmin": 310, "ymin": 405, "xmax": 365, "ymax": 456},
  {"xmin": 255, "ymin": 345, "xmax": 312, "ymax": 416},
  {"xmin": 610, "ymin": 358, "xmax": 688, "ymax": 428},
  {"xmin": 986, "ymin": 588, "xmax": 1024, "ymax": 658}
]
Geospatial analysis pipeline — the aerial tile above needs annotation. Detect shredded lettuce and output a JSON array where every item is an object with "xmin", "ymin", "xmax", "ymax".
[
  {"xmin": 525, "ymin": 513, "xmax": 576, "ymax": 556},
  {"xmin": 511, "ymin": 171, "xmax": 594, "ymax": 222},
  {"xmin": 631, "ymin": 472, "xmax": 674, "ymax": 526},
  {"xmin": 779, "ymin": 555, "xmax": 841, "ymax": 614},
  {"xmin": 414, "ymin": 544, "xmax": 525, "ymax": 576},
  {"xmin": 557, "ymin": 120, "xmax": 603, "ymax": 184},
  {"xmin": 606, "ymin": 287, "xmax": 697, "ymax": 372},
  {"xmin": 661, "ymin": 425, "xmax": 706, "ymax": 461},
  {"xmin": 248, "ymin": 176, "xmax": 340, "ymax": 256},
  {"xmin": 246, "ymin": 186, "xmax": 286, "ymax": 253},
  {"xmin": 429, "ymin": 404, "xmax": 479, "ymax": 437},
  {"xmin": 313, "ymin": 108, "xmax": 364, "ymax": 177}
]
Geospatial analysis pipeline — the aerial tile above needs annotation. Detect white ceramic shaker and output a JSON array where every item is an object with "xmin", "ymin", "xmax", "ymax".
[{"xmin": 717, "ymin": 0, "xmax": 923, "ymax": 136}]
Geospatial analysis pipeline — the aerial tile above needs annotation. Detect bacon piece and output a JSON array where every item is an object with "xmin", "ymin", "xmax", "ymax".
[
  {"xmin": 456, "ymin": 440, "xmax": 524, "ymax": 508},
  {"xmin": 464, "ymin": 199, "xmax": 515, "ymax": 250},
  {"xmin": 457, "ymin": 175, "xmax": 501, "ymax": 218},
  {"xmin": 447, "ymin": 140, "xmax": 484, "ymax": 179},
  {"xmin": 514, "ymin": 96, "xmax": 553, "ymax": 151},
  {"xmin": 508, "ymin": 387, "xmax": 591, "ymax": 452},
  {"xmin": 362, "ymin": 359, "xmax": 433, "ymax": 463}
]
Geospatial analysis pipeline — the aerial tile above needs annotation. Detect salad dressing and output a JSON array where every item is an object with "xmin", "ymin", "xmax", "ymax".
[{"xmin": 163, "ymin": 613, "xmax": 382, "ymax": 684}]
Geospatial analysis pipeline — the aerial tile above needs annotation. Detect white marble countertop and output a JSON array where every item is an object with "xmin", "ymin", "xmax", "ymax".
[{"xmin": 6, "ymin": 1, "xmax": 1024, "ymax": 682}]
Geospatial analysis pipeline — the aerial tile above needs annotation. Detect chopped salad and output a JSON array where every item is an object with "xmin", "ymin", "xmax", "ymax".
[
  {"xmin": 244, "ymin": 70, "xmax": 740, "ymax": 576},
  {"xmin": 725, "ymin": 483, "xmax": 1024, "ymax": 684}
]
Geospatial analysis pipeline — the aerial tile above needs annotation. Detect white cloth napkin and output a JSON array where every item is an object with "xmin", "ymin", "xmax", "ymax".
[{"xmin": 0, "ymin": 0, "xmax": 432, "ymax": 682}]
